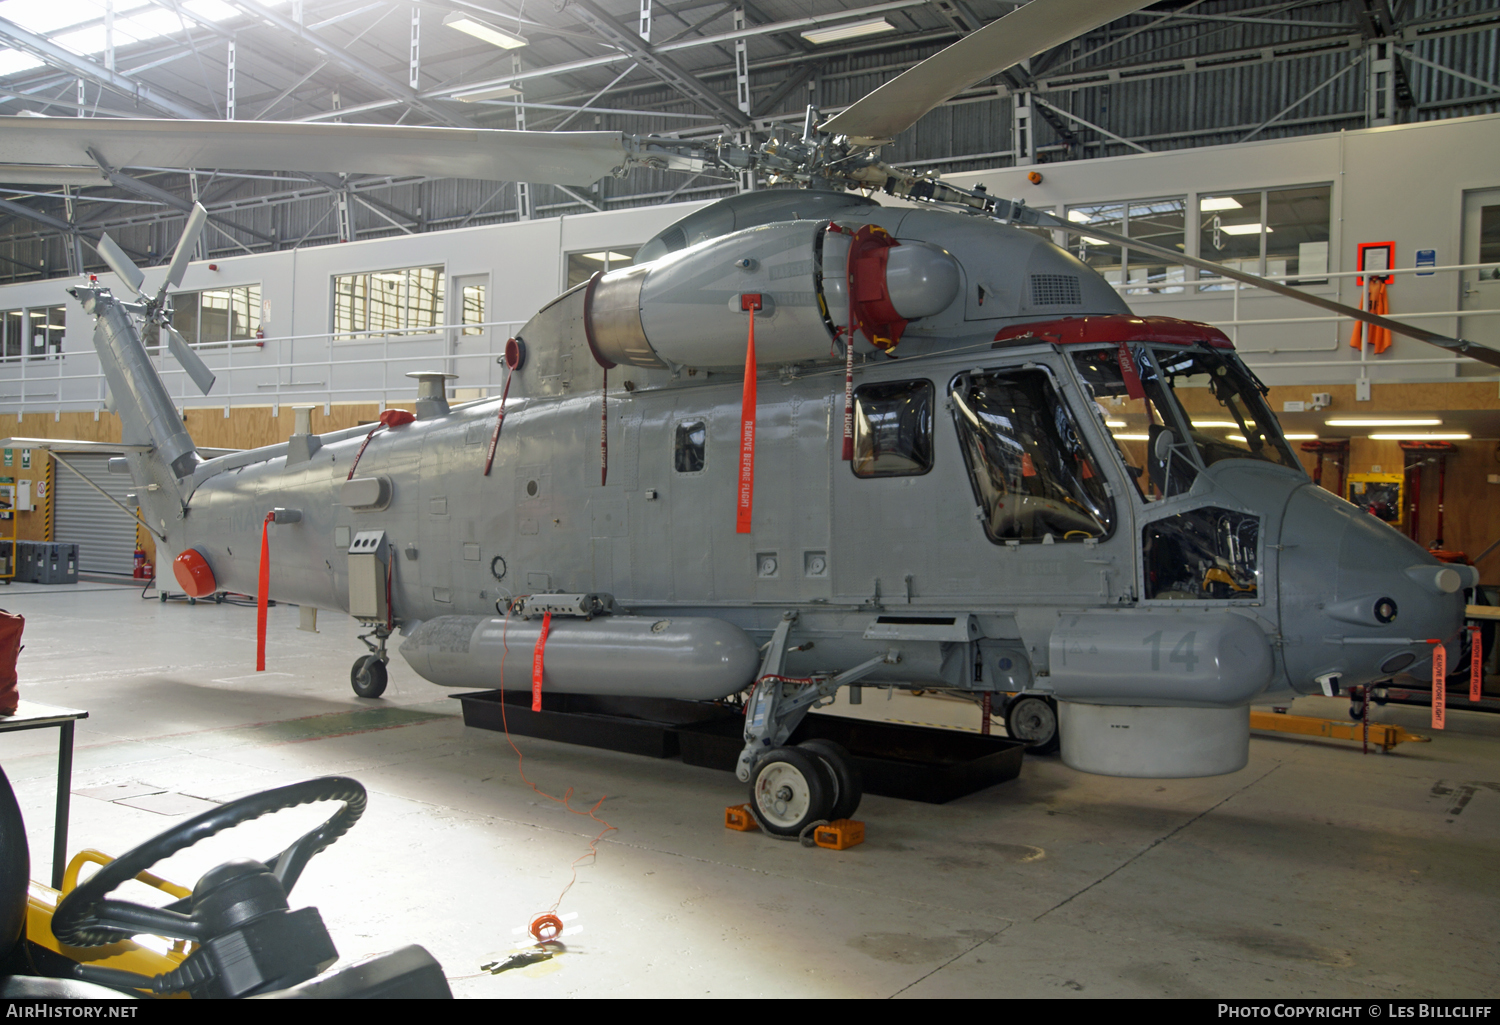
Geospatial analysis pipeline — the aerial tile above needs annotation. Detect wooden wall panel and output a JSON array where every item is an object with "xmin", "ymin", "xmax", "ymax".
[{"xmin": 4, "ymin": 404, "xmax": 383, "ymax": 575}]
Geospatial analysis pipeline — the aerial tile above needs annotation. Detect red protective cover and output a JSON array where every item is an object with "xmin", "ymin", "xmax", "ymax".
[
  {"xmin": 0, "ymin": 609, "xmax": 22, "ymax": 715},
  {"xmin": 173, "ymin": 548, "xmax": 218, "ymax": 598}
]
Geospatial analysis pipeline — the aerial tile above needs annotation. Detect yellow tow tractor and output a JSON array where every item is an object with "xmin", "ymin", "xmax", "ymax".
[{"xmin": 1, "ymin": 767, "xmax": 451, "ymax": 999}]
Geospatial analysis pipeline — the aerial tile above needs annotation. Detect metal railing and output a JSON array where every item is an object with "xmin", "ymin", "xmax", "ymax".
[
  {"xmin": 0, "ymin": 319, "xmax": 527, "ymax": 417},
  {"xmin": 2, "ymin": 260, "xmax": 1497, "ymax": 417},
  {"xmin": 1107, "ymin": 259, "xmax": 1500, "ymax": 370}
]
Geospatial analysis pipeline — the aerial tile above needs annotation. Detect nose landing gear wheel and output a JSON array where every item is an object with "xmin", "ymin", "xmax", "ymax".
[
  {"xmin": 1005, "ymin": 695, "xmax": 1060, "ymax": 755},
  {"xmin": 351, "ymin": 655, "xmax": 388, "ymax": 698},
  {"xmin": 797, "ymin": 738, "xmax": 863, "ymax": 821},
  {"xmin": 748, "ymin": 747, "xmax": 833, "ymax": 837}
]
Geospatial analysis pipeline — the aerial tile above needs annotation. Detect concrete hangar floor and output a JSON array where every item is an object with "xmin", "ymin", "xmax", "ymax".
[{"xmin": 4, "ymin": 579, "xmax": 1496, "ymax": 999}]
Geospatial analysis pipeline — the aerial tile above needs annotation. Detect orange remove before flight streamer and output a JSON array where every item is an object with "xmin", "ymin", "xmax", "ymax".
[{"xmin": 173, "ymin": 548, "xmax": 217, "ymax": 598}]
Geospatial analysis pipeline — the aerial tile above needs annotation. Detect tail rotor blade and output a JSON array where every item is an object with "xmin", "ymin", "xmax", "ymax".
[
  {"xmin": 163, "ymin": 203, "xmax": 208, "ymax": 290},
  {"xmin": 97, "ymin": 233, "xmax": 145, "ymax": 294},
  {"xmin": 166, "ymin": 325, "xmax": 216, "ymax": 395}
]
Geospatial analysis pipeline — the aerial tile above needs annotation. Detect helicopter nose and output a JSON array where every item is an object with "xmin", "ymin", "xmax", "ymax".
[{"xmin": 1278, "ymin": 483, "xmax": 1470, "ymax": 693}]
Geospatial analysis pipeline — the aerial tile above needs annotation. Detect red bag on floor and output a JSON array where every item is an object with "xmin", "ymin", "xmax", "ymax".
[{"xmin": 0, "ymin": 609, "xmax": 21, "ymax": 715}]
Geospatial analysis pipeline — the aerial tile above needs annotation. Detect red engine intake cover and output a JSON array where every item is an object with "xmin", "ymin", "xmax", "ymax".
[{"xmin": 173, "ymin": 548, "xmax": 218, "ymax": 598}]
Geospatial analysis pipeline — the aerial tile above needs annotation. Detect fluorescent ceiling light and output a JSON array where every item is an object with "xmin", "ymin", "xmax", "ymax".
[
  {"xmin": 443, "ymin": 11, "xmax": 526, "ymax": 49},
  {"xmin": 1200, "ymin": 197, "xmax": 1244, "ymax": 212},
  {"xmin": 1105, "ymin": 420, "xmax": 1127, "ymax": 427},
  {"xmin": 578, "ymin": 251, "xmax": 634, "ymax": 263},
  {"xmin": 1067, "ymin": 210, "xmax": 1092, "ymax": 223},
  {"xmin": 1081, "ymin": 236, "xmax": 1111, "ymax": 247},
  {"xmin": 1190, "ymin": 420, "xmax": 1241, "ymax": 428},
  {"xmin": 1113, "ymin": 433, "xmax": 1150, "ymax": 441},
  {"xmin": 1326, "ymin": 417, "xmax": 1442, "ymax": 427},
  {"xmin": 801, "ymin": 17, "xmax": 895, "ymax": 45},
  {"xmin": 1219, "ymin": 223, "xmax": 1269, "ymax": 236},
  {"xmin": 1369, "ymin": 432, "xmax": 1471, "ymax": 441},
  {"xmin": 1284, "ymin": 433, "xmax": 1318, "ymax": 440},
  {"xmin": 453, "ymin": 84, "xmax": 523, "ymax": 102},
  {"xmin": 1228, "ymin": 434, "xmax": 1248, "ymax": 442}
]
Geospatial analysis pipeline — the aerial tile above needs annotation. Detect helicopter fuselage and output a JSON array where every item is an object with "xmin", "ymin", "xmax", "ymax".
[{"xmin": 98, "ymin": 192, "xmax": 1468, "ymax": 780}]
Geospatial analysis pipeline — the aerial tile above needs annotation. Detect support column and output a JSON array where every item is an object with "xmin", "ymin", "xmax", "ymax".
[
  {"xmin": 1012, "ymin": 89, "xmax": 1035, "ymax": 166},
  {"xmin": 409, "ymin": 6, "xmax": 420, "ymax": 90},
  {"xmin": 226, "ymin": 39, "xmax": 236, "ymax": 120},
  {"xmin": 638, "ymin": 0, "xmax": 651, "ymax": 40},
  {"xmin": 734, "ymin": 8, "xmax": 755, "ymax": 193},
  {"xmin": 75, "ymin": 78, "xmax": 84, "ymax": 117},
  {"xmin": 1367, "ymin": 40, "xmax": 1394, "ymax": 127},
  {"xmin": 513, "ymin": 54, "xmax": 531, "ymax": 222},
  {"xmin": 104, "ymin": 0, "xmax": 115, "ymax": 73},
  {"xmin": 336, "ymin": 189, "xmax": 354, "ymax": 243}
]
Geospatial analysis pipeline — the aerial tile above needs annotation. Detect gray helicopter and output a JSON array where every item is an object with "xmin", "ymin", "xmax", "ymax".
[{"xmin": 7, "ymin": 0, "xmax": 1491, "ymax": 836}]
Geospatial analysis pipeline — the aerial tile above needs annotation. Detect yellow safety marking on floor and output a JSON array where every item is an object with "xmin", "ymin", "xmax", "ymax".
[{"xmin": 1249, "ymin": 710, "xmax": 1428, "ymax": 752}]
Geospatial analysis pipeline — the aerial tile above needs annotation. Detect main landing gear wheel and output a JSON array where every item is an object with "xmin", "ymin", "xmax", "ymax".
[
  {"xmin": 1006, "ymin": 695, "xmax": 1060, "ymax": 755},
  {"xmin": 351, "ymin": 655, "xmax": 388, "ymax": 698},
  {"xmin": 748, "ymin": 746, "xmax": 833, "ymax": 837},
  {"xmin": 797, "ymin": 738, "xmax": 863, "ymax": 821}
]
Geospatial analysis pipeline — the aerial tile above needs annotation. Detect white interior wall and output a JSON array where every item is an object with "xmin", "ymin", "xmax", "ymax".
[
  {"xmin": 1, "ymin": 112, "xmax": 1496, "ymax": 414},
  {"xmin": 946, "ymin": 112, "xmax": 1500, "ymax": 387}
]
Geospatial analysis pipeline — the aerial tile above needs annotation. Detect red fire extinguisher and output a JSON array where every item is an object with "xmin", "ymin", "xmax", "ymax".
[{"xmin": 133, "ymin": 547, "xmax": 146, "ymax": 579}]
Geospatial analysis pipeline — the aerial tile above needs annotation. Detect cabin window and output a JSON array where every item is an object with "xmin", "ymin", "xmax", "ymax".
[
  {"xmin": 674, "ymin": 420, "xmax": 706, "ymax": 473},
  {"xmin": 852, "ymin": 380, "xmax": 934, "ymax": 478},
  {"xmin": 1144, "ymin": 507, "xmax": 1260, "ymax": 601},
  {"xmin": 332, "ymin": 265, "xmax": 444, "ymax": 340},
  {"xmin": 950, "ymin": 369, "xmax": 1114, "ymax": 543}
]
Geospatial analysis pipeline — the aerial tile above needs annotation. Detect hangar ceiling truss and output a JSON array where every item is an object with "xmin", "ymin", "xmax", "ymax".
[{"xmin": 0, "ymin": 0, "xmax": 1496, "ymax": 279}]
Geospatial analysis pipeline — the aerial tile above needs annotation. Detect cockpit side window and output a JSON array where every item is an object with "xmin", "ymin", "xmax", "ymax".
[
  {"xmin": 852, "ymin": 379, "xmax": 935, "ymax": 478},
  {"xmin": 1070, "ymin": 346, "xmax": 1188, "ymax": 502},
  {"xmin": 950, "ymin": 368, "xmax": 1115, "ymax": 543},
  {"xmin": 1151, "ymin": 347, "xmax": 1299, "ymax": 471}
]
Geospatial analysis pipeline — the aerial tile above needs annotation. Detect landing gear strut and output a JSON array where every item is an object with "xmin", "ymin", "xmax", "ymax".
[
  {"xmin": 352, "ymin": 625, "xmax": 392, "ymax": 699},
  {"xmin": 738, "ymin": 611, "xmax": 892, "ymax": 833}
]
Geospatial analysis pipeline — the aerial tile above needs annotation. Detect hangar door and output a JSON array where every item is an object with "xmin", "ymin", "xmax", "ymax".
[{"xmin": 53, "ymin": 453, "xmax": 137, "ymax": 577}]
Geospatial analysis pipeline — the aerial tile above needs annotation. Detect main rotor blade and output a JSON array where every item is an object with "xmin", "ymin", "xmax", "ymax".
[
  {"xmin": 0, "ymin": 117, "xmax": 630, "ymax": 186},
  {"xmin": 1032, "ymin": 212, "xmax": 1500, "ymax": 369},
  {"xmin": 96, "ymin": 233, "xmax": 144, "ymax": 294},
  {"xmin": 163, "ymin": 203, "xmax": 208, "ymax": 291},
  {"xmin": 165, "ymin": 325, "xmax": 216, "ymax": 395},
  {"xmin": 819, "ymin": 0, "xmax": 1154, "ymax": 145}
]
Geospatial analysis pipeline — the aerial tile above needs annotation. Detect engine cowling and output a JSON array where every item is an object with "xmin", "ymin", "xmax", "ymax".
[{"xmin": 586, "ymin": 219, "xmax": 961, "ymax": 370}]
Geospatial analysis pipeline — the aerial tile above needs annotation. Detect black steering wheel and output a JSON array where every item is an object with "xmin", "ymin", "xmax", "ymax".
[{"xmin": 53, "ymin": 777, "xmax": 366, "ymax": 948}]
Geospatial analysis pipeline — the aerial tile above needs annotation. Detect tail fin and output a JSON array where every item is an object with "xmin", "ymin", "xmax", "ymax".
[{"xmin": 68, "ymin": 285, "xmax": 200, "ymax": 480}]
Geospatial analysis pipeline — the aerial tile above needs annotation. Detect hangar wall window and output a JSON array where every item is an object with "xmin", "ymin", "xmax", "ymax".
[
  {"xmin": 23, "ymin": 306, "xmax": 65, "ymax": 359},
  {"xmin": 852, "ymin": 380, "xmax": 934, "ymax": 478},
  {"xmin": 567, "ymin": 248, "xmax": 638, "ymax": 289},
  {"xmin": 1198, "ymin": 185, "xmax": 1331, "ymax": 289},
  {"xmin": 950, "ymin": 368, "xmax": 1114, "ymax": 543},
  {"xmin": 674, "ymin": 420, "xmax": 706, "ymax": 473},
  {"xmin": 166, "ymin": 285, "xmax": 261, "ymax": 349},
  {"xmin": 1065, "ymin": 198, "xmax": 1187, "ymax": 295},
  {"xmin": 333, "ymin": 265, "xmax": 444, "ymax": 340},
  {"xmin": 461, "ymin": 281, "xmax": 486, "ymax": 335},
  {"xmin": 1, "ymin": 310, "xmax": 22, "ymax": 359}
]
